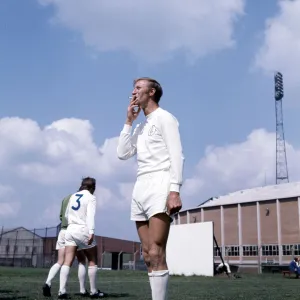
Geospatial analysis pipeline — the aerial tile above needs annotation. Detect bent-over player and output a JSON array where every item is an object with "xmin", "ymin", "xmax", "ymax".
[
  {"xmin": 57, "ymin": 177, "xmax": 105, "ymax": 299},
  {"xmin": 42, "ymin": 194, "xmax": 88, "ymax": 297},
  {"xmin": 117, "ymin": 77, "xmax": 185, "ymax": 300}
]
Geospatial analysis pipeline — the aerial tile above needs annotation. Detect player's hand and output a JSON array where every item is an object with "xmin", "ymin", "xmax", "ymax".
[
  {"xmin": 126, "ymin": 96, "xmax": 141, "ymax": 124},
  {"xmin": 88, "ymin": 234, "xmax": 94, "ymax": 245},
  {"xmin": 166, "ymin": 192, "xmax": 182, "ymax": 215}
]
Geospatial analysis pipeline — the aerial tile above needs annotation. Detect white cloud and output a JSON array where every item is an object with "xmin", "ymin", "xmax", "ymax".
[
  {"xmin": 254, "ymin": 0, "xmax": 300, "ymax": 88},
  {"xmin": 38, "ymin": 0, "xmax": 245, "ymax": 63},
  {"xmin": 2, "ymin": 115, "xmax": 300, "ymax": 239},
  {"xmin": 0, "ymin": 184, "xmax": 20, "ymax": 217},
  {"xmin": 0, "ymin": 117, "xmax": 137, "ymax": 235}
]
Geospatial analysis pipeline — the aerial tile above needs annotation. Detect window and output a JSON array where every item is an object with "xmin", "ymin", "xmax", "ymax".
[
  {"xmin": 243, "ymin": 245, "xmax": 258, "ymax": 256},
  {"xmin": 262, "ymin": 245, "xmax": 279, "ymax": 256},
  {"xmin": 282, "ymin": 244, "xmax": 300, "ymax": 256},
  {"xmin": 214, "ymin": 246, "xmax": 222, "ymax": 256},
  {"xmin": 226, "ymin": 246, "xmax": 240, "ymax": 256}
]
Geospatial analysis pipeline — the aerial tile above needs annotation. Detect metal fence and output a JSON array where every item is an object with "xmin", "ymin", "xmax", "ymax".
[
  {"xmin": 0, "ymin": 225, "xmax": 60, "ymax": 268},
  {"xmin": 0, "ymin": 225, "xmax": 144, "ymax": 270}
]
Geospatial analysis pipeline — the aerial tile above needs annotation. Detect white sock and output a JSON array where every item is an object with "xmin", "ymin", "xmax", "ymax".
[
  {"xmin": 151, "ymin": 270, "xmax": 169, "ymax": 300},
  {"xmin": 88, "ymin": 265, "xmax": 98, "ymax": 294},
  {"xmin": 59, "ymin": 265, "xmax": 70, "ymax": 294},
  {"xmin": 148, "ymin": 272, "xmax": 153, "ymax": 290},
  {"xmin": 78, "ymin": 263, "xmax": 86, "ymax": 293},
  {"xmin": 45, "ymin": 263, "xmax": 61, "ymax": 286}
]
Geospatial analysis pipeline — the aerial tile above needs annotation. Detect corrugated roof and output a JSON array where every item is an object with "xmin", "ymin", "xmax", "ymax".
[{"xmin": 198, "ymin": 181, "xmax": 300, "ymax": 208}]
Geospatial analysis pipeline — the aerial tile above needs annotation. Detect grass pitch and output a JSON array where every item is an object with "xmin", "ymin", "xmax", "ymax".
[{"xmin": 0, "ymin": 266, "xmax": 298, "ymax": 299}]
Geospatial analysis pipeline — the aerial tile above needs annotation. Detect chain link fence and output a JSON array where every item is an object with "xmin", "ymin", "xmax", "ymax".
[
  {"xmin": 0, "ymin": 225, "xmax": 60, "ymax": 268},
  {"xmin": 0, "ymin": 225, "xmax": 143, "ymax": 270}
]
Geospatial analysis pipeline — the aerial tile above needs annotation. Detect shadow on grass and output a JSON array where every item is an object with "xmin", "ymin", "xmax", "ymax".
[
  {"xmin": 104, "ymin": 293, "xmax": 130, "ymax": 298},
  {"xmin": 0, "ymin": 298, "xmax": 28, "ymax": 300},
  {"xmin": 0, "ymin": 289, "xmax": 28, "ymax": 299},
  {"xmin": 74, "ymin": 292, "xmax": 130, "ymax": 298}
]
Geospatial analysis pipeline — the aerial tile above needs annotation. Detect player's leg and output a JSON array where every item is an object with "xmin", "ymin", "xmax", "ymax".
[
  {"xmin": 58, "ymin": 239, "xmax": 77, "ymax": 298},
  {"xmin": 43, "ymin": 229, "xmax": 66, "ymax": 297},
  {"xmin": 141, "ymin": 170, "xmax": 172, "ymax": 299},
  {"xmin": 76, "ymin": 250, "xmax": 88, "ymax": 295},
  {"xmin": 42, "ymin": 248, "xmax": 65, "ymax": 297},
  {"xmin": 148, "ymin": 213, "xmax": 171, "ymax": 300},
  {"xmin": 83, "ymin": 245, "xmax": 106, "ymax": 298},
  {"xmin": 136, "ymin": 221, "xmax": 154, "ymax": 291}
]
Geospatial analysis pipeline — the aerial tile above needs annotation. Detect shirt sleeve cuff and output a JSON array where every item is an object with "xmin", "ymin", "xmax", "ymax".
[
  {"xmin": 122, "ymin": 124, "xmax": 132, "ymax": 134},
  {"xmin": 89, "ymin": 229, "xmax": 95, "ymax": 234},
  {"xmin": 170, "ymin": 183, "xmax": 181, "ymax": 193}
]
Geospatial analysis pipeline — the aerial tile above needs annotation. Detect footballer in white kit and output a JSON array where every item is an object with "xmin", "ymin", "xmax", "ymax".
[
  {"xmin": 42, "ymin": 194, "xmax": 89, "ymax": 298},
  {"xmin": 117, "ymin": 77, "xmax": 184, "ymax": 300},
  {"xmin": 57, "ymin": 177, "xmax": 106, "ymax": 299},
  {"xmin": 64, "ymin": 189, "xmax": 97, "ymax": 250}
]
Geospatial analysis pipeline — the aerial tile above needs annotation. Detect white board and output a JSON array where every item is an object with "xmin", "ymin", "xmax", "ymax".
[{"xmin": 166, "ymin": 221, "xmax": 214, "ymax": 277}]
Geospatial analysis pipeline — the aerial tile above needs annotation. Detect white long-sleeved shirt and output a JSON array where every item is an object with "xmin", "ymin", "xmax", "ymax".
[
  {"xmin": 117, "ymin": 107, "xmax": 185, "ymax": 192},
  {"xmin": 65, "ymin": 189, "xmax": 96, "ymax": 234}
]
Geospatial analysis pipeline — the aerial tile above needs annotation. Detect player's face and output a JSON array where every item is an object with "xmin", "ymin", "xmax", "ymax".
[{"xmin": 132, "ymin": 80, "xmax": 152, "ymax": 109}]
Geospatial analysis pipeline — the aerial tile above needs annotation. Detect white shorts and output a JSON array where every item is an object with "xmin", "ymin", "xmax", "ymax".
[
  {"xmin": 56, "ymin": 229, "xmax": 67, "ymax": 250},
  {"xmin": 65, "ymin": 224, "xmax": 97, "ymax": 250},
  {"xmin": 131, "ymin": 170, "xmax": 171, "ymax": 221}
]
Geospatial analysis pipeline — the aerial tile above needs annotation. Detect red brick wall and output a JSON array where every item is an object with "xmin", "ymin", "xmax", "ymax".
[
  {"xmin": 241, "ymin": 203, "xmax": 258, "ymax": 245},
  {"xmin": 203, "ymin": 207, "xmax": 221, "ymax": 244},
  {"xmin": 224, "ymin": 205, "xmax": 238, "ymax": 245},
  {"xmin": 260, "ymin": 200, "xmax": 278, "ymax": 244},
  {"xmin": 180, "ymin": 211, "xmax": 187, "ymax": 224},
  {"xmin": 189, "ymin": 208, "xmax": 201, "ymax": 223},
  {"xmin": 280, "ymin": 198, "xmax": 299, "ymax": 244}
]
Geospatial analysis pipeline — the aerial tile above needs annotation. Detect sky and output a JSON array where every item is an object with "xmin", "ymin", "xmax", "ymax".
[{"xmin": 1, "ymin": 0, "xmax": 300, "ymax": 241}]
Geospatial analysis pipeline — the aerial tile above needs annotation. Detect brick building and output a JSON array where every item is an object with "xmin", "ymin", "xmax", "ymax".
[
  {"xmin": 174, "ymin": 181, "xmax": 300, "ymax": 270},
  {"xmin": 44, "ymin": 235, "xmax": 141, "ymax": 270},
  {"xmin": 0, "ymin": 226, "xmax": 141, "ymax": 269}
]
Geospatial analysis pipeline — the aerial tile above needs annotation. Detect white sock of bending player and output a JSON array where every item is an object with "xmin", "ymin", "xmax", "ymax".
[
  {"xmin": 78, "ymin": 263, "xmax": 86, "ymax": 293},
  {"xmin": 148, "ymin": 272, "xmax": 153, "ymax": 290},
  {"xmin": 59, "ymin": 265, "xmax": 70, "ymax": 294},
  {"xmin": 151, "ymin": 270, "xmax": 169, "ymax": 300},
  {"xmin": 88, "ymin": 265, "xmax": 98, "ymax": 294},
  {"xmin": 45, "ymin": 263, "xmax": 61, "ymax": 286}
]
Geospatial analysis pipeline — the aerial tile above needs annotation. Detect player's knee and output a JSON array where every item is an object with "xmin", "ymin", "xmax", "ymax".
[
  {"xmin": 148, "ymin": 244, "xmax": 165, "ymax": 265},
  {"xmin": 142, "ymin": 248, "xmax": 150, "ymax": 265}
]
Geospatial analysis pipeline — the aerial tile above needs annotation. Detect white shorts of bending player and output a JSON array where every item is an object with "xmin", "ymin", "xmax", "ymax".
[
  {"xmin": 64, "ymin": 224, "xmax": 97, "ymax": 250},
  {"xmin": 56, "ymin": 229, "xmax": 67, "ymax": 250},
  {"xmin": 131, "ymin": 169, "xmax": 171, "ymax": 222}
]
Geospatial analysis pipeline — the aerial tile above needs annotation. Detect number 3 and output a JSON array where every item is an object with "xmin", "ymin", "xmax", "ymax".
[{"xmin": 72, "ymin": 193, "xmax": 83, "ymax": 211}]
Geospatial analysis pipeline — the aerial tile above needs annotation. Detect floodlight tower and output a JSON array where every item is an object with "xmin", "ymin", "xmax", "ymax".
[{"xmin": 274, "ymin": 72, "xmax": 289, "ymax": 184}]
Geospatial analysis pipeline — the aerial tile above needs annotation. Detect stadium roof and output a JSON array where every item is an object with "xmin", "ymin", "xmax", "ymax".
[
  {"xmin": 178, "ymin": 181, "xmax": 300, "ymax": 213},
  {"xmin": 198, "ymin": 181, "xmax": 300, "ymax": 208}
]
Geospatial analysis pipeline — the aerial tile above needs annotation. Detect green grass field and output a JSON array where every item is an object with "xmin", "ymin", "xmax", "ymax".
[{"xmin": 0, "ymin": 266, "xmax": 299, "ymax": 299}]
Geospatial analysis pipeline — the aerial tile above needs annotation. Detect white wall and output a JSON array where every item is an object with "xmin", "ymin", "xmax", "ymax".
[{"xmin": 166, "ymin": 221, "xmax": 214, "ymax": 276}]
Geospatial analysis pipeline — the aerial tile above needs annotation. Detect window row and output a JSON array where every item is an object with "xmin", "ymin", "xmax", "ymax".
[
  {"xmin": 214, "ymin": 244, "xmax": 300, "ymax": 257},
  {"xmin": 0, "ymin": 245, "xmax": 37, "ymax": 254}
]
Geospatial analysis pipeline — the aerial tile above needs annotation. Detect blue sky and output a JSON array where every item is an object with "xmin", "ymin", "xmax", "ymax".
[{"xmin": 1, "ymin": 0, "xmax": 300, "ymax": 241}]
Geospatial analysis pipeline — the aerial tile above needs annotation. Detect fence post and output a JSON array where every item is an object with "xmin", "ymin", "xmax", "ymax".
[
  {"xmin": 44, "ymin": 227, "xmax": 48, "ymax": 268},
  {"xmin": 12, "ymin": 229, "xmax": 19, "ymax": 267},
  {"xmin": 31, "ymin": 228, "xmax": 36, "ymax": 268},
  {"xmin": 0, "ymin": 226, "xmax": 3, "ymax": 244}
]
